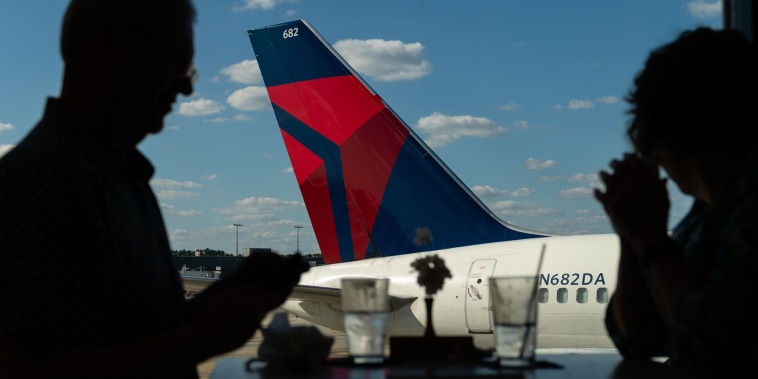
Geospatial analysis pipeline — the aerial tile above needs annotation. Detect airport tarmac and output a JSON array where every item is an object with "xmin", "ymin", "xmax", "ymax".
[{"xmin": 196, "ymin": 311, "xmax": 348, "ymax": 379}]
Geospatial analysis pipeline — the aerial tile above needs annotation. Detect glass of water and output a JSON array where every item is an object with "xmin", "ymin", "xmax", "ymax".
[
  {"xmin": 341, "ymin": 277, "xmax": 390, "ymax": 364},
  {"xmin": 490, "ymin": 276, "xmax": 539, "ymax": 368}
]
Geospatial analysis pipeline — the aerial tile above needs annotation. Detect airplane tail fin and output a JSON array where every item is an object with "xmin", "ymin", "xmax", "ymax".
[{"xmin": 248, "ymin": 20, "xmax": 549, "ymax": 264}]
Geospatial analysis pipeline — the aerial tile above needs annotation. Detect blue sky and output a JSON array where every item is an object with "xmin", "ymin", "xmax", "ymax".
[{"xmin": 0, "ymin": 1, "xmax": 723, "ymax": 255}]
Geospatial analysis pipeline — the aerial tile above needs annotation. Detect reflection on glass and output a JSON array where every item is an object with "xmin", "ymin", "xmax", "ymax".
[
  {"xmin": 597, "ymin": 288, "xmax": 610, "ymax": 303},
  {"xmin": 538, "ymin": 288, "xmax": 549, "ymax": 303},
  {"xmin": 577, "ymin": 288, "xmax": 588, "ymax": 304}
]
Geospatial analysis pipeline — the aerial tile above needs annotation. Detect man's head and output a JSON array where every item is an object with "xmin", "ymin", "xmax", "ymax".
[
  {"xmin": 625, "ymin": 27, "xmax": 758, "ymax": 160},
  {"xmin": 59, "ymin": 0, "xmax": 197, "ymax": 146}
]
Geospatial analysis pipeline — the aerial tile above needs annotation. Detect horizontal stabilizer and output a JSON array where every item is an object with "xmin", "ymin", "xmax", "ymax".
[{"xmin": 291, "ymin": 284, "xmax": 417, "ymax": 312}]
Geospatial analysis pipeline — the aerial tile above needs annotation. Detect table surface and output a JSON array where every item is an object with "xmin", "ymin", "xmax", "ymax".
[{"xmin": 209, "ymin": 350, "xmax": 671, "ymax": 379}]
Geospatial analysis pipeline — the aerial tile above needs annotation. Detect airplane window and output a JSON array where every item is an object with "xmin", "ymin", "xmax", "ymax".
[
  {"xmin": 576, "ymin": 288, "xmax": 588, "ymax": 304},
  {"xmin": 557, "ymin": 288, "xmax": 568, "ymax": 304},
  {"xmin": 596, "ymin": 288, "xmax": 609, "ymax": 303},
  {"xmin": 537, "ymin": 288, "xmax": 549, "ymax": 303}
]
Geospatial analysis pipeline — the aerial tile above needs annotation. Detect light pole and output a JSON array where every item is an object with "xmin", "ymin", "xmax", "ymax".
[
  {"xmin": 294, "ymin": 225, "xmax": 303, "ymax": 254},
  {"xmin": 233, "ymin": 224, "xmax": 243, "ymax": 256}
]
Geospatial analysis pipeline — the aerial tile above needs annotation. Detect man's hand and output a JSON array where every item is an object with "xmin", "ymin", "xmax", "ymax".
[
  {"xmin": 185, "ymin": 253, "xmax": 310, "ymax": 360},
  {"xmin": 191, "ymin": 281, "xmax": 280, "ymax": 359},
  {"xmin": 231, "ymin": 252, "xmax": 311, "ymax": 303}
]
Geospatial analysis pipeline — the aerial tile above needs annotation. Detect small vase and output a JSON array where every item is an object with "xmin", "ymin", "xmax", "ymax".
[{"xmin": 424, "ymin": 297, "xmax": 436, "ymax": 338}]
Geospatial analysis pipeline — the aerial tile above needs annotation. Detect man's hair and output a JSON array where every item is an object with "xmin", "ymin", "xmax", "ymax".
[
  {"xmin": 626, "ymin": 27, "xmax": 758, "ymax": 158},
  {"xmin": 60, "ymin": 0, "xmax": 197, "ymax": 61}
]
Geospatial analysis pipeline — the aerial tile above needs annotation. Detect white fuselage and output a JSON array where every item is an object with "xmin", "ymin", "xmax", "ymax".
[{"xmin": 281, "ymin": 233, "xmax": 619, "ymax": 350}]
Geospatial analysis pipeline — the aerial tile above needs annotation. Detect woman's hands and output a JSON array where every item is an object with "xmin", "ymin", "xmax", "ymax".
[{"xmin": 594, "ymin": 153, "xmax": 671, "ymax": 255}]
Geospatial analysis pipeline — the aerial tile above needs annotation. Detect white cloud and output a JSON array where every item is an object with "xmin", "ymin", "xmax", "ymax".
[
  {"xmin": 151, "ymin": 178, "xmax": 203, "ymax": 189},
  {"xmin": 227, "ymin": 86, "xmax": 271, "ymax": 111},
  {"xmin": 233, "ymin": 0, "xmax": 296, "ymax": 11},
  {"xmin": 493, "ymin": 200, "xmax": 536, "ymax": 211},
  {"xmin": 0, "ymin": 144, "xmax": 14, "ymax": 158},
  {"xmin": 221, "ymin": 59, "xmax": 263, "ymax": 84},
  {"xmin": 559, "ymin": 187, "xmax": 594, "ymax": 198},
  {"xmin": 567, "ymin": 173, "xmax": 598, "ymax": 182},
  {"xmin": 201, "ymin": 114, "xmax": 251, "ymax": 123},
  {"xmin": 169, "ymin": 229, "xmax": 190, "ymax": 241},
  {"xmin": 511, "ymin": 188, "xmax": 535, "ymax": 197},
  {"xmin": 417, "ymin": 112, "xmax": 508, "ymax": 147},
  {"xmin": 282, "ymin": 167, "xmax": 294, "ymax": 174},
  {"xmin": 178, "ymin": 98, "xmax": 225, "ymax": 116},
  {"xmin": 166, "ymin": 124, "xmax": 181, "ymax": 130},
  {"xmin": 525, "ymin": 157, "xmax": 555, "ymax": 170},
  {"xmin": 567, "ymin": 99, "xmax": 595, "ymax": 110},
  {"xmin": 333, "ymin": 39, "xmax": 432, "ymax": 82},
  {"xmin": 589, "ymin": 181, "xmax": 604, "ymax": 190},
  {"xmin": 512, "ymin": 120, "xmax": 529, "ymax": 129},
  {"xmin": 596, "ymin": 96, "xmax": 620, "ymax": 104},
  {"xmin": 492, "ymin": 200, "xmax": 561, "ymax": 216},
  {"xmin": 160, "ymin": 203, "xmax": 202, "ymax": 217},
  {"xmin": 203, "ymin": 174, "xmax": 218, "ymax": 180},
  {"xmin": 556, "ymin": 97, "xmax": 616, "ymax": 110},
  {"xmin": 498, "ymin": 101, "xmax": 521, "ymax": 111},
  {"xmin": 214, "ymin": 196, "xmax": 304, "ymax": 221},
  {"xmin": 471, "ymin": 185, "xmax": 508, "ymax": 198},
  {"xmin": 175, "ymin": 210, "xmax": 201, "ymax": 217},
  {"xmin": 687, "ymin": 0, "xmax": 722, "ymax": 19},
  {"xmin": 203, "ymin": 117, "xmax": 230, "ymax": 123},
  {"xmin": 156, "ymin": 190, "xmax": 200, "ymax": 200},
  {"xmin": 0, "ymin": 122, "xmax": 13, "ymax": 132}
]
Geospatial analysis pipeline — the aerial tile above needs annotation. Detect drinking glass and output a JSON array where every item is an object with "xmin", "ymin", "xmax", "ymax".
[
  {"xmin": 490, "ymin": 276, "xmax": 539, "ymax": 368},
  {"xmin": 341, "ymin": 277, "xmax": 390, "ymax": 364}
]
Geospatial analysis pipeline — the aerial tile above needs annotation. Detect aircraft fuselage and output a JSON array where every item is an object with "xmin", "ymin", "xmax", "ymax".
[{"xmin": 281, "ymin": 233, "xmax": 619, "ymax": 349}]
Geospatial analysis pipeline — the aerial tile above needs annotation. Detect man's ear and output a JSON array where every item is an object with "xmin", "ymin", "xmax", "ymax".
[{"xmin": 91, "ymin": 22, "xmax": 142, "ymax": 80}]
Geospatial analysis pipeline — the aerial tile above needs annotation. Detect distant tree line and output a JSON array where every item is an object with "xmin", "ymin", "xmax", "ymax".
[
  {"xmin": 171, "ymin": 249, "xmax": 323, "ymax": 259},
  {"xmin": 172, "ymin": 248, "xmax": 229, "ymax": 257},
  {"xmin": 289, "ymin": 253, "xmax": 322, "ymax": 259}
]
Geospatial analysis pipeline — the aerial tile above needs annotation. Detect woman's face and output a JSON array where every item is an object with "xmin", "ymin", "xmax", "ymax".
[{"xmin": 652, "ymin": 148, "xmax": 702, "ymax": 201}]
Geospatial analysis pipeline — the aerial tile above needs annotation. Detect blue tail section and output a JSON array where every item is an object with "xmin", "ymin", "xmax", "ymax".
[{"xmin": 248, "ymin": 20, "xmax": 549, "ymax": 264}]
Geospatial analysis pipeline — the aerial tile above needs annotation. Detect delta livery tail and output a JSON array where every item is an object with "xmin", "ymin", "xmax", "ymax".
[
  {"xmin": 184, "ymin": 20, "xmax": 623, "ymax": 350},
  {"xmin": 248, "ymin": 20, "xmax": 550, "ymax": 265}
]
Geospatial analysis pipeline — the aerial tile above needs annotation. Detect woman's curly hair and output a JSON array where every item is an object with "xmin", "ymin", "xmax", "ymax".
[{"xmin": 626, "ymin": 27, "xmax": 758, "ymax": 158}]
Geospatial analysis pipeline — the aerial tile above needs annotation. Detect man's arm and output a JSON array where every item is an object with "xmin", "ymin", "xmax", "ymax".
[
  {"xmin": 0, "ymin": 281, "xmax": 281, "ymax": 379},
  {"xmin": 185, "ymin": 252, "xmax": 310, "ymax": 322}
]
